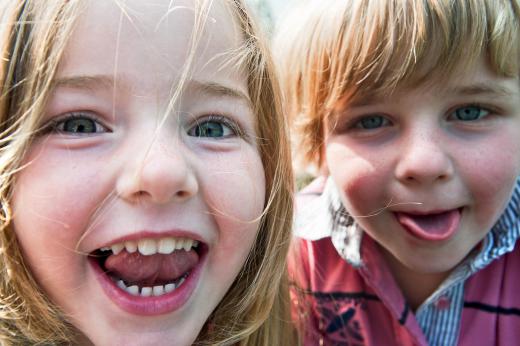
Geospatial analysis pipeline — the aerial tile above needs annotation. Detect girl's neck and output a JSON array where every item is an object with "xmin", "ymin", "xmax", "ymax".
[{"xmin": 380, "ymin": 248, "xmax": 452, "ymax": 311}]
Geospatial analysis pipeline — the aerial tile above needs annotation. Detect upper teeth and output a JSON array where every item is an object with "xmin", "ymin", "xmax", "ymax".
[{"xmin": 105, "ymin": 237, "xmax": 199, "ymax": 256}]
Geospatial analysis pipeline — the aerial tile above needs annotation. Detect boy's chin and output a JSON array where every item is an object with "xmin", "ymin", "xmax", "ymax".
[
  {"xmin": 405, "ymin": 259, "xmax": 458, "ymax": 276},
  {"xmin": 385, "ymin": 246, "xmax": 467, "ymax": 277}
]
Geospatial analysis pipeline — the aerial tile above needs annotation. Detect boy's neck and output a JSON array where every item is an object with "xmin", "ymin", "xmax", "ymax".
[{"xmin": 380, "ymin": 247, "xmax": 452, "ymax": 311}]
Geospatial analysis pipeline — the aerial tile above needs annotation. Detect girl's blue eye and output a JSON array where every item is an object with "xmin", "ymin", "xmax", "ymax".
[
  {"xmin": 353, "ymin": 115, "xmax": 390, "ymax": 130},
  {"xmin": 62, "ymin": 118, "xmax": 97, "ymax": 133},
  {"xmin": 188, "ymin": 117, "xmax": 236, "ymax": 138},
  {"xmin": 452, "ymin": 106, "xmax": 489, "ymax": 121},
  {"xmin": 52, "ymin": 114, "xmax": 107, "ymax": 134}
]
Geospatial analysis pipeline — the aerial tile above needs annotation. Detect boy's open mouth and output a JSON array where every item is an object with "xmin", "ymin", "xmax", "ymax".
[
  {"xmin": 90, "ymin": 237, "xmax": 204, "ymax": 297},
  {"xmin": 395, "ymin": 208, "xmax": 462, "ymax": 241}
]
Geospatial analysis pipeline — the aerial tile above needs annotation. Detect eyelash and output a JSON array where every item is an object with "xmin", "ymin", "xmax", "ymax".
[
  {"xmin": 42, "ymin": 112, "xmax": 109, "ymax": 135},
  {"xmin": 447, "ymin": 103, "xmax": 495, "ymax": 122},
  {"xmin": 42, "ymin": 111, "xmax": 247, "ymax": 144},
  {"xmin": 188, "ymin": 114, "xmax": 244, "ymax": 139},
  {"xmin": 336, "ymin": 103, "xmax": 497, "ymax": 133},
  {"xmin": 352, "ymin": 115, "xmax": 391, "ymax": 130},
  {"xmin": 331, "ymin": 114, "xmax": 392, "ymax": 134}
]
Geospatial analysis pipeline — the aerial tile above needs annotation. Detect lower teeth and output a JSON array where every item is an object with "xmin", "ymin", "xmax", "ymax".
[{"xmin": 115, "ymin": 274, "xmax": 187, "ymax": 297}]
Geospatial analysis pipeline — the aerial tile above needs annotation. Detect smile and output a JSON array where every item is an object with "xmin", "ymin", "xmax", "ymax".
[
  {"xmin": 102, "ymin": 237, "xmax": 199, "ymax": 256},
  {"xmin": 89, "ymin": 234, "xmax": 207, "ymax": 316}
]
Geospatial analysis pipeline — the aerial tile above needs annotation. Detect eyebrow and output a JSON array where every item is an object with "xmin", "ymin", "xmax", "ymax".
[
  {"xmin": 52, "ymin": 75, "xmax": 115, "ymax": 90},
  {"xmin": 189, "ymin": 80, "xmax": 251, "ymax": 104},
  {"xmin": 51, "ymin": 75, "xmax": 251, "ymax": 103},
  {"xmin": 344, "ymin": 82, "xmax": 516, "ymax": 110},
  {"xmin": 447, "ymin": 83, "xmax": 515, "ymax": 98}
]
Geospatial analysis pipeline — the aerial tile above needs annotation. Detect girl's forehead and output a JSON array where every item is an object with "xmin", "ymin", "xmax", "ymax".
[{"xmin": 56, "ymin": 0, "xmax": 245, "ymax": 89}]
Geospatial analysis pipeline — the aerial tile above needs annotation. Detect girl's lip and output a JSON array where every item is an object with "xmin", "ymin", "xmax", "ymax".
[
  {"xmin": 89, "ymin": 247, "xmax": 206, "ymax": 316},
  {"xmin": 394, "ymin": 208, "xmax": 462, "ymax": 242}
]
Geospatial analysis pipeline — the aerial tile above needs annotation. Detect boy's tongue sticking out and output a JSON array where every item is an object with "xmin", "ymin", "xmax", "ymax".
[
  {"xmin": 105, "ymin": 250, "xmax": 199, "ymax": 286},
  {"xmin": 395, "ymin": 209, "xmax": 461, "ymax": 241}
]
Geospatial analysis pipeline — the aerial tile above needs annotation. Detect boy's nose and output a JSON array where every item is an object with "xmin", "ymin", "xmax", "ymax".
[
  {"xmin": 394, "ymin": 130, "xmax": 454, "ymax": 185},
  {"xmin": 116, "ymin": 137, "xmax": 199, "ymax": 205}
]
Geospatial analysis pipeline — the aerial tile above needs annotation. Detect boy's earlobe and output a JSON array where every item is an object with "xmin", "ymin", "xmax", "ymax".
[
  {"xmin": 319, "ymin": 146, "xmax": 329, "ymax": 176},
  {"xmin": 319, "ymin": 163, "xmax": 329, "ymax": 176}
]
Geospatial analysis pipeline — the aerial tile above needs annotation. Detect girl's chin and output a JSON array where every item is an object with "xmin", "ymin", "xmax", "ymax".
[
  {"xmin": 68, "ymin": 255, "xmax": 211, "ymax": 346},
  {"xmin": 78, "ymin": 318, "xmax": 202, "ymax": 346}
]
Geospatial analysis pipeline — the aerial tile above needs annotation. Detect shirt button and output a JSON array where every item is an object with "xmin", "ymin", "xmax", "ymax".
[{"xmin": 435, "ymin": 296, "xmax": 451, "ymax": 310}]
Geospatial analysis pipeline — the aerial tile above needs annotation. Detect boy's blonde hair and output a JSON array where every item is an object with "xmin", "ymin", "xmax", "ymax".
[
  {"xmin": 0, "ymin": 1, "xmax": 295, "ymax": 345},
  {"xmin": 275, "ymin": 0, "xmax": 520, "ymax": 169}
]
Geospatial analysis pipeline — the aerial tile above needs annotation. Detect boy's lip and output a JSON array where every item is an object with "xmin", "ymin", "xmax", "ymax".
[
  {"xmin": 394, "ymin": 208, "xmax": 462, "ymax": 242},
  {"xmin": 89, "ymin": 229, "xmax": 207, "ymax": 316}
]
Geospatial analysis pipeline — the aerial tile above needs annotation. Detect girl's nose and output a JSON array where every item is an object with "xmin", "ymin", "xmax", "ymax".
[
  {"xmin": 394, "ymin": 130, "xmax": 454, "ymax": 185},
  {"xmin": 116, "ymin": 137, "xmax": 199, "ymax": 205}
]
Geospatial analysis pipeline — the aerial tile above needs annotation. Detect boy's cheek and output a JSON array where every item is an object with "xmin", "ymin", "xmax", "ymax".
[
  {"xmin": 326, "ymin": 145, "xmax": 389, "ymax": 214},
  {"xmin": 469, "ymin": 168, "xmax": 519, "ymax": 227},
  {"xmin": 460, "ymin": 138, "xmax": 520, "ymax": 222}
]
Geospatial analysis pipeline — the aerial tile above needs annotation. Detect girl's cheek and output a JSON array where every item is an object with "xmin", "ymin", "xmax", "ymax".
[
  {"xmin": 13, "ymin": 147, "xmax": 107, "ymax": 236},
  {"xmin": 199, "ymin": 148, "xmax": 265, "ymax": 241}
]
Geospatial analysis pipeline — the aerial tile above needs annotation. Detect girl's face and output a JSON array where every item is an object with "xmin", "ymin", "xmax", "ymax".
[
  {"xmin": 12, "ymin": 1, "xmax": 265, "ymax": 345},
  {"xmin": 325, "ymin": 56, "xmax": 520, "ymax": 291}
]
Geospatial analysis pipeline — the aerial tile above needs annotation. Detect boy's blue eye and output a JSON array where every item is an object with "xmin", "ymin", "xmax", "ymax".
[
  {"xmin": 452, "ymin": 106, "xmax": 489, "ymax": 121},
  {"xmin": 354, "ymin": 115, "xmax": 389, "ymax": 130},
  {"xmin": 188, "ymin": 117, "xmax": 236, "ymax": 138}
]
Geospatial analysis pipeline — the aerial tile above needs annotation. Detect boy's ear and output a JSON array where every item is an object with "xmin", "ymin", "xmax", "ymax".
[
  {"xmin": 319, "ymin": 145, "xmax": 329, "ymax": 176},
  {"xmin": 319, "ymin": 162, "xmax": 329, "ymax": 176}
]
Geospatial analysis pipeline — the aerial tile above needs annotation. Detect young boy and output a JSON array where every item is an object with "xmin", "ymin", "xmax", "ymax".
[{"xmin": 275, "ymin": 1, "xmax": 520, "ymax": 345}]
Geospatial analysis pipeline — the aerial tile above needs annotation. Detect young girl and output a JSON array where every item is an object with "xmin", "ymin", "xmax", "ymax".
[
  {"xmin": 276, "ymin": 0, "xmax": 520, "ymax": 345},
  {"xmin": 0, "ymin": 0, "xmax": 295, "ymax": 345}
]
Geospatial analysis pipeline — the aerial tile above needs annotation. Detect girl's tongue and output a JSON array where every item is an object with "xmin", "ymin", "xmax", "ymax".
[
  {"xmin": 395, "ymin": 209, "xmax": 461, "ymax": 241},
  {"xmin": 104, "ymin": 250, "xmax": 199, "ymax": 286}
]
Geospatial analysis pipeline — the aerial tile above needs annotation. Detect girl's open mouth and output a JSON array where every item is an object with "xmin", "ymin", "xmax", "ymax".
[
  {"xmin": 88, "ymin": 236, "xmax": 207, "ymax": 315},
  {"xmin": 395, "ymin": 209, "xmax": 462, "ymax": 242}
]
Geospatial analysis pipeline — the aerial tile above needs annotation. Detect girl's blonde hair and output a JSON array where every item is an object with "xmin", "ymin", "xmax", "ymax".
[
  {"xmin": 274, "ymin": 0, "xmax": 520, "ymax": 169},
  {"xmin": 0, "ymin": 1, "xmax": 295, "ymax": 345}
]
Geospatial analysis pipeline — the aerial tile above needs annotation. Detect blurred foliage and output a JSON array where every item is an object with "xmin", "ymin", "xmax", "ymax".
[
  {"xmin": 296, "ymin": 172, "xmax": 316, "ymax": 191},
  {"xmin": 245, "ymin": 0, "xmax": 275, "ymax": 36}
]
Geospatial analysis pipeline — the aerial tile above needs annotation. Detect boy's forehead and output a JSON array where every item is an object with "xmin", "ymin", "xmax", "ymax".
[{"xmin": 338, "ymin": 56, "xmax": 520, "ymax": 110}]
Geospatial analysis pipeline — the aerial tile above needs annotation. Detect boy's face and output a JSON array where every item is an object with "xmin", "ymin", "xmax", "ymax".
[
  {"xmin": 325, "ymin": 57, "xmax": 520, "ymax": 283},
  {"xmin": 12, "ymin": 0, "xmax": 265, "ymax": 345}
]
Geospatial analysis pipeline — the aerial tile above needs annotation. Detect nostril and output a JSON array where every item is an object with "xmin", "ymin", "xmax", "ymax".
[
  {"xmin": 402, "ymin": 171, "xmax": 449, "ymax": 184},
  {"xmin": 134, "ymin": 191, "xmax": 150, "ymax": 202},
  {"xmin": 176, "ymin": 190, "xmax": 189, "ymax": 199}
]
